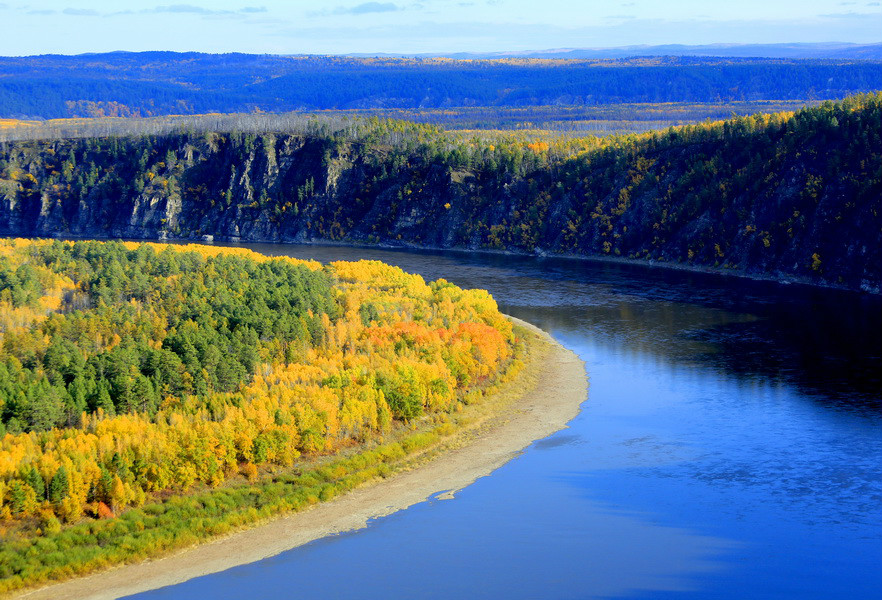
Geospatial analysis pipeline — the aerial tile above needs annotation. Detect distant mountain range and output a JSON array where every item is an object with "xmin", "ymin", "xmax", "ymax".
[
  {"xmin": 354, "ymin": 42, "xmax": 882, "ymax": 60},
  {"xmin": 1, "ymin": 51, "xmax": 880, "ymax": 119}
]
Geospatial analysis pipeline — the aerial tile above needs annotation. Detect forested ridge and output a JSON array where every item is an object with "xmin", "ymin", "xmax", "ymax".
[
  {"xmin": 0, "ymin": 239, "xmax": 524, "ymax": 592},
  {"xmin": 1, "ymin": 53, "xmax": 880, "ymax": 119},
  {"xmin": 1, "ymin": 94, "xmax": 879, "ymax": 291}
]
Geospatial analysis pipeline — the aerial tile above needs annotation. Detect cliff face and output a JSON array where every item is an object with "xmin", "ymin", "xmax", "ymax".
[{"xmin": 1, "ymin": 100, "xmax": 880, "ymax": 293}]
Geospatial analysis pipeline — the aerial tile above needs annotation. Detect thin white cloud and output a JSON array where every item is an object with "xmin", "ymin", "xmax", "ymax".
[
  {"xmin": 7, "ymin": 1, "xmax": 881, "ymax": 55},
  {"xmin": 309, "ymin": 2, "xmax": 403, "ymax": 17},
  {"xmin": 57, "ymin": 4, "xmax": 268, "ymax": 18},
  {"xmin": 269, "ymin": 15, "xmax": 882, "ymax": 53},
  {"xmin": 147, "ymin": 4, "xmax": 267, "ymax": 16},
  {"xmin": 63, "ymin": 7, "xmax": 99, "ymax": 16},
  {"xmin": 151, "ymin": 4, "xmax": 220, "ymax": 14},
  {"xmin": 819, "ymin": 10, "xmax": 882, "ymax": 16},
  {"xmin": 336, "ymin": 2, "xmax": 401, "ymax": 15}
]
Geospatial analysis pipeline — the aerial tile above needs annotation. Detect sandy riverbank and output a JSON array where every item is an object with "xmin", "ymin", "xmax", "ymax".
[{"xmin": 14, "ymin": 317, "xmax": 587, "ymax": 600}]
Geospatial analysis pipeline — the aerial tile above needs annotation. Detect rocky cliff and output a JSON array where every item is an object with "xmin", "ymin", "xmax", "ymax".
[{"xmin": 1, "ymin": 95, "xmax": 880, "ymax": 292}]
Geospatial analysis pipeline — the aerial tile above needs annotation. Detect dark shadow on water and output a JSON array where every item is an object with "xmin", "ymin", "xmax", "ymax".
[
  {"xmin": 532, "ymin": 433, "xmax": 585, "ymax": 450},
  {"xmin": 124, "ymin": 241, "xmax": 881, "ymax": 600},
  {"xmin": 241, "ymin": 242, "xmax": 882, "ymax": 414}
]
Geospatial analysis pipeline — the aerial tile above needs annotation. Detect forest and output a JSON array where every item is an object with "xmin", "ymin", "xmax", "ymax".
[
  {"xmin": 0, "ymin": 53, "xmax": 880, "ymax": 119},
  {"xmin": 0, "ymin": 42, "xmax": 879, "ymax": 597},
  {"xmin": 0, "ymin": 93, "xmax": 879, "ymax": 292},
  {"xmin": 0, "ymin": 239, "xmax": 525, "ymax": 592},
  {"xmin": 0, "ymin": 100, "xmax": 816, "ymax": 140}
]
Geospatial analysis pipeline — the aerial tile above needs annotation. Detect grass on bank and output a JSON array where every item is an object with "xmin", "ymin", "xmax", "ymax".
[{"xmin": 0, "ymin": 324, "xmax": 548, "ymax": 596}]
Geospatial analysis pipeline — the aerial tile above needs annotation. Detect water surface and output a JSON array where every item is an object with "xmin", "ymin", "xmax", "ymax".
[{"xmin": 131, "ymin": 245, "xmax": 882, "ymax": 600}]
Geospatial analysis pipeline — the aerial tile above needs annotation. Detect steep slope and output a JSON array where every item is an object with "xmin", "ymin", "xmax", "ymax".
[{"xmin": 0, "ymin": 94, "xmax": 879, "ymax": 292}]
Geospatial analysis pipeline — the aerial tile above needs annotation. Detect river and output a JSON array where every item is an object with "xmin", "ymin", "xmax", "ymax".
[{"xmin": 129, "ymin": 243, "xmax": 882, "ymax": 600}]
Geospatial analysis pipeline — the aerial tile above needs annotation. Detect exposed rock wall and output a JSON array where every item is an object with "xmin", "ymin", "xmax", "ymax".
[{"xmin": 0, "ymin": 123, "xmax": 878, "ymax": 292}]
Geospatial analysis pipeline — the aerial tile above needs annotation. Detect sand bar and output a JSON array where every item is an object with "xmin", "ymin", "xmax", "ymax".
[{"xmin": 13, "ymin": 317, "xmax": 587, "ymax": 600}]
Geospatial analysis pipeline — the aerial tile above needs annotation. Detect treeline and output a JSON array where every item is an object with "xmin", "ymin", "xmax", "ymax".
[
  {"xmin": 0, "ymin": 52, "xmax": 880, "ymax": 118},
  {"xmin": 0, "ymin": 112, "xmax": 366, "ymax": 143},
  {"xmin": 0, "ymin": 94, "xmax": 879, "ymax": 291},
  {"xmin": 0, "ymin": 241, "xmax": 334, "ymax": 433},
  {"xmin": 0, "ymin": 240, "xmax": 519, "ymax": 545},
  {"xmin": 348, "ymin": 100, "xmax": 815, "ymax": 132},
  {"xmin": 0, "ymin": 100, "xmax": 816, "ymax": 142}
]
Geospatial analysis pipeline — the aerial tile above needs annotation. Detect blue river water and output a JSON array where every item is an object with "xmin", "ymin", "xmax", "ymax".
[{"xmin": 129, "ymin": 244, "xmax": 882, "ymax": 600}]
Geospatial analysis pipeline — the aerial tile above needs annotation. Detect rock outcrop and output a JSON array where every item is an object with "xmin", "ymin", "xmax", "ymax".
[{"xmin": 1, "ymin": 97, "xmax": 879, "ymax": 292}]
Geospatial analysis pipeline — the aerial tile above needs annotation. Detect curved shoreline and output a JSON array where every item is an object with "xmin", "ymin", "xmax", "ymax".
[
  {"xmin": 12, "ymin": 317, "xmax": 587, "ymax": 600},
  {"xmin": 290, "ymin": 238, "xmax": 878, "ymax": 295},
  {"xmin": 11, "ymin": 234, "xmax": 873, "ymax": 295}
]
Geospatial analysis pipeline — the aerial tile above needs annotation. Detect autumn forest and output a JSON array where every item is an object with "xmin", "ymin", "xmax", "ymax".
[
  {"xmin": 0, "ymin": 38, "xmax": 879, "ymax": 599},
  {"xmin": 0, "ymin": 239, "xmax": 526, "ymax": 592}
]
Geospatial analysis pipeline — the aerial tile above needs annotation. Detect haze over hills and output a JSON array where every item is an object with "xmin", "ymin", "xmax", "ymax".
[
  {"xmin": 355, "ymin": 42, "xmax": 882, "ymax": 60},
  {"xmin": 0, "ymin": 51, "xmax": 881, "ymax": 120}
]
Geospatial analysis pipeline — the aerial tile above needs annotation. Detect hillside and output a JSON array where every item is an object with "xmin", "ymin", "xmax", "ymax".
[
  {"xmin": 1, "ymin": 53, "xmax": 881, "ymax": 119},
  {"xmin": 0, "ymin": 239, "xmax": 530, "ymax": 592},
  {"xmin": 0, "ymin": 94, "xmax": 879, "ymax": 292}
]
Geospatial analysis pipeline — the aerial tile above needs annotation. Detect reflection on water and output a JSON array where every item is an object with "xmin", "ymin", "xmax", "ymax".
[
  {"xmin": 532, "ymin": 434, "xmax": 584, "ymax": 450},
  {"xmin": 130, "ymin": 244, "xmax": 882, "ymax": 600}
]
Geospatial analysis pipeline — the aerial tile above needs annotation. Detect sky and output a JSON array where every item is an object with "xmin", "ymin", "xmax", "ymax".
[{"xmin": 1, "ymin": 0, "xmax": 880, "ymax": 56}]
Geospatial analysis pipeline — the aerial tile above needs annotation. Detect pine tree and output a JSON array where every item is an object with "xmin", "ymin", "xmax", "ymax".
[
  {"xmin": 23, "ymin": 467, "xmax": 45, "ymax": 501},
  {"xmin": 48, "ymin": 466, "xmax": 69, "ymax": 504}
]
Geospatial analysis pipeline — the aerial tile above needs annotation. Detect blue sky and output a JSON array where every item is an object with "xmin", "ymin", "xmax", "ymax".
[{"xmin": 1, "ymin": 0, "xmax": 880, "ymax": 56}]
